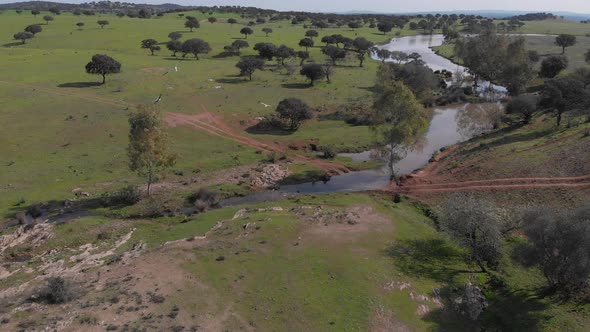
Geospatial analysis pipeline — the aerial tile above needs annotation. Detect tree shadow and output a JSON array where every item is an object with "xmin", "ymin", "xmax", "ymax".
[
  {"xmin": 422, "ymin": 286, "xmax": 551, "ymax": 331},
  {"xmin": 57, "ymin": 82, "xmax": 103, "ymax": 88},
  {"xmin": 385, "ymin": 238, "xmax": 474, "ymax": 283},
  {"xmin": 245, "ymin": 125, "xmax": 293, "ymax": 136},
  {"xmin": 3, "ymin": 42, "xmax": 24, "ymax": 47},
  {"xmin": 213, "ymin": 51, "xmax": 239, "ymax": 58},
  {"xmin": 280, "ymin": 169, "xmax": 329, "ymax": 186},
  {"xmin": 216, "ymin": 78, "xmax": 246, "ymax": 84},
  {"xmin": 463, "ymin": 128, "xmax": 553, "ymax": 155},
  {"xmin": 281, "ymin": 83, "xmax": 310, "ymax": 89}
]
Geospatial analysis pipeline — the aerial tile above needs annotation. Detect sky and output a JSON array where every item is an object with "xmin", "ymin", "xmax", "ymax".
[{"xmin": 1, "ymin": 0, "xmax": 590, "ymax": 14}]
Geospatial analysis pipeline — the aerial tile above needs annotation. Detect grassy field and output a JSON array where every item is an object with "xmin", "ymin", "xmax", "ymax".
[
  {"xmin": 0, "ymin": 10, "xmax": 430, "ymax": 217},
  {"xmin": 2, "ymin": 192, "xmax": 588, "ymax": 330}
]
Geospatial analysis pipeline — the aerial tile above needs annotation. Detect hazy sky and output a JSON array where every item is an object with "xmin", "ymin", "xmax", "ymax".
[{"xmin": 2, "ymin": 0, "xmax": 589, "ymax": 13}]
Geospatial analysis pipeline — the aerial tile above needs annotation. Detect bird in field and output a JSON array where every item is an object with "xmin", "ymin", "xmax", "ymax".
[{"xmin": 154, "ymin": 94, "xmax": 162, "ymax": 104}]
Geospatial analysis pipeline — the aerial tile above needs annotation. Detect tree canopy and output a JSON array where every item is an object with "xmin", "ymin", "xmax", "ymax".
[
  {"xmin": 181, "ymin": 38, "xmax": 211, "ymax": 60},
  {"xmin": 236, "ymin": 56, "xmax": 265, "ymax": 80},
  {"xmin": 275, "ymin": 98, "xmax": 313, "ymax": 130},
  {"xmin": 85, "ymin": 54, "xmax": 121, "ymax": 84}
]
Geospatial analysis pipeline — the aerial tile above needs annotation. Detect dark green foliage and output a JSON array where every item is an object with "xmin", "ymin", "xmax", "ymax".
[
  {"xmin": 24, "ymin": 24, "xmax": 42, "ymax": 35},
  {"xmin": 141, "ymin": 38, "xmax": 160, "ymax": 55},
  {"xmin": 540, "ymin": 56, "xmax": 568, "ymax": 78},
  {"xmin": 253, "ymin": 42, "xmax": 277, "ymax": 61},
  {"xmin": 85, "ymin": 54, "xmax": 121, "ymax": 84},
  {"xmin": 207, "ymin": 17, "xmax": 217, "ymax": 24},
  {"xmin": 262, "ymin": 27, "xmax": 273, "ymax": 36},
  {"xmin": 524, "ymin": 206, "xmax": 590, "ymax": 296},
  {"xmin": 305, "ymin": 30, "xmax": 318, "ymax": 39},
  {"xmin": 43, "ymin": 15, "xmax": 53, "ymax": 24},
  {"xmin": 540, "ymin": 76, "xmax": 590, "ymax": 126},
  {"xmin": 296, "ymin": 51, "xmax": 309, "ymax": 66},
  {"xmin": 298, "ymin": 37, "xmax": 314, "ymax": 51},
  {"xmin": 377, "ymin": 21, "xmax": 394, "ymax": 34},
  {"xmin": 101, "ymin": 185, "xmax": 141, "ymax": 207},
  {"xmin": 322, "ymin": 45, "xmax": 346, "ymax": 65},
  {"xmin": 240, "ymin": 27, "xmax": 253, "ymax": 39},
  {"xmin": 181, "ymin": 38, "xmax": 211, "ymax": 60},
  {"xmin": 379, "ymin": 62, "xmax": 440, "ymax": 102},
  {"xmin": 275, "ymin": 44, "xmax": 296, "ymax": 65},
  {"xmin": 554, "ymin": 34, "xmax": 577, "ymax": 54},
  {"xmin": 97, "ymin": 20, "xmax": 109, "ymax": 29},
  {"xmin": 166, "ymin": 40, "xmax": 182, "ymax": 56},
  {"xmin": 506, "ymin": 95, "xmax": 538, "ymax": 124},
  {"xmin": 275, "ymin": 98, "xmax": 313, "ymax": 130},
  {"xmin": 42, "ymin": 277, "xmax": 73, "ymax": 304},
  {"xmin": 14, "ymin": 31, "xmax": 33, "ymax": 44},
  {"xmin": 227, "ymin": 18, "xmax": 238, "ymax": 25},
  {"xmin": 528, "ymin": 50, "xmax": 540, "ymax": 63},
  {"xmin": 321, "ymin": 145, "xmax": 337, "ymax": 159},
  {"xmin": 184, "ymin": 18, "xmax": 199, "ymax": 31},
  {"xmin": 168, "ymin": 32, "xmax": 182, "ymax": 41},
  {"xmin": 439, "ymin": 194, "xmax": 502, "ymax": 272},
  {"xmin": 236, "ymin": 56, "xmax": 265, "ymax": 80},
  {"xmin": 300, "ymin": 63, "xmax": 325, "ymax": 86}
]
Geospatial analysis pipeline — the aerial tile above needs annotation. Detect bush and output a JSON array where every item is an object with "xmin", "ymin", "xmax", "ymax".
[
  {"xmin": 187, "ymin": 188, "xmax": 220, "ymax": 212},
  {"xmin": 321, "ymin": 145, "xmax": 337, "ymax": 159},
  {"xmin": 41, "ymin": 277, "xmax": 73, "ymax": 304},
  {"xmin": 101, "ymin": 185, "xmax": 141, "ymax": 207}
]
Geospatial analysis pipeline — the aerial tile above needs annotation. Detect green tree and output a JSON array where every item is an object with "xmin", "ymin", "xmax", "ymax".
[
  {"xmin": 298, "ymin": 38, "xmax": 314, "ymax": 51},
  {"xmin": 300, "ymin": 63, "xmax": 325, "ymax": 86},
  {"xmin": 262, "ymin": 27, "xmax": 273, "ymax": 37},
  {"xmin": 31, "ymin": 9, "xmax": 40, "ymax": 17},
  {"xmin": 506, "ymin": 95, "xmax": 538, "ymax": 124},
  {"xmin": 540, "ymin": 77, "xmax": 590, "ymax": 126},
  {"xmin": 43, "ymin": 15, "xmax": 54, "ymax": 24},
  {"xmin": 240, "ymin": 27, "xmax": 253, "ymax": 39},
  {"xmin": 13, "ymin": 31, "xmax": 33, "ymax": 44},
  {"xmin": 181, "ymin": 38, "xmax": 211, "ymax": 60},
  {"xmin": 85, "ymin": 54, "xmax": 121, "ymax": 84},
  {"xmin": 554, "ymin": 34, "xmax": 577, "ymax": 54},
  {"xmin": 166, "ymin": 40, "xmax": 182, "ymax": 57},
  {"xmin": 540, "ymin": 56, "xmax": 568, "ymax": 78},
  {"xmin": 97, "ymin": 20, "xmax": 109, "ymax": 29},
  {"xmin": 351, "ymin": 37, "xmax": 374, "ymax": 67},
  {"xmin": 168, "ymin": 32, "xmax": 182, "ymax": 40},
  {"xmin": 236, "ymin": 56, "xmax": 265, "ymax": 80},
  {"xmin": 373, "ymin": 48, "xmax": 392, "ymax": 63},
  {"xmin": 184, "ymin": 18, "xmax": 200, "ymax": 32},
  {"xmin": 322, "ymin": 45, "xmax": 346, "ymax": 65},
  {"xmin": 76, "ymin": 22, "xmax": 85, "ymax": 30},
  {"xmin": 305, "ymin": 30, "xmax": 318, "ymax": 39},
  {"xmin": 275, "ymin": 98, "xmax": 313, "ymax": 130},
  {"xmin": 127, "ymin": 105, "xmax": 176, "ymax": 196},
  {"xmin": 371, "ymin": 80, "xmax": 428, "ymax": 182},
  {"xmin": 439, "ymin": 194, "xmax": 503, "ymax": 273},
  {"xmin": 275, "ymin": 45, "xmax": 296, "ymax": 66},
  {"xmin": 141, "ymin": 39, "xmax": 160, "ymax": 56},
  {"xmin": 296, "ymin": 50, "xmax": 309, "ymax": 66},
  {"xmin": 524, "ymin": 206, "xmax": 590, "ymax": 296},
  {"xmin": 227, "ymin": 18, "xmax": 238, "ymax": 25},
  {"xmin": 24, "ymin": 24, "xmax": 42, "ymax": 35},
  {"xmin": 253, "ymin": 42, "xmax": 277, "ymax": 61},
  {"xmin": 377, "ymin": 21, "xmax": 394, "ymax": 35},
  {"xmin": 208, "ymin": 17, "xmax": 217, "ymax": 24}
]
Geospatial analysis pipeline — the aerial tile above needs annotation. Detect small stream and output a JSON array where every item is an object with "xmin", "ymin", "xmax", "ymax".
[{"xmin": 222, "ymin": 34, "xmax": 506, "ymax": 207}]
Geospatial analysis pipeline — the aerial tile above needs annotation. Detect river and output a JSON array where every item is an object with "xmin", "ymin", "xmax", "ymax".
[{"xmin": 222, "ymin": 35, "xmax": 503, "ymax": 206}]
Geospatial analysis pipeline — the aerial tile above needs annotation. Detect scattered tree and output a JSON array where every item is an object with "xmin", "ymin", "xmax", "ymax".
[
  {"xmin": 300, "ymin": 63, "xmax": 325, "ymax": 86},
  {"xmin": 373, "ymin": 48, "xmax": 392, "ymax": 63},
  {"xmin": 48, "ymin": 7, "xmax": 61, "ymax": 15},
  {"xmin": 24, "ymin": 24, "xmax": 42, "ymax": 35},
  {"xmin": 275, "ymin": 98, "xmax": 313, "ymax": 130},
  {"xmin": 181, "ymin": 38, "xmax": 211, "ymax": 60},
  {"xmin": 31, "ymin": 9, "xmax": 40, "ymax": 17},
  {"xmin": 275, "ymin": 45, "xmax": 296, "ymax": 66},
  {"xmin": 348, "ymin": 21, "xmax": 362, "ymax": 30},
  {"xmin": 540, "ymin": 77, "xmax": 590, "ymax": 126},
  {"xmin": 185, "ymin": 18, "xmax": 200, "ymax": 32},
  {"xmin": 439, "ymin": 194, "xmax": 503, "ymax": 272},
  {"xmin": 43, "ymin": 15, "xmax": 54, "ymax": 25},
  {"xmin": 262, "ymin": 27, "xmax": 273, "ymax": 37},
  {"xmin": 227, "ymin": 18, "xmax": 238, "ymax": 25},
  {"xmin": 236, "ymin": 56, "xmax": 265, "ymax": 80},
  {"xmin": 254, "ymin": 42, "xmax": 277, "ymax": 61},
  {"xmin": 377, "ymin": 21, "xmax": 394, "ymax": 35},
  {"xmin": 554, "ymin": 34, "xmax": 577, "ymax": 54},
  {"xmin": 85, "ymin": 54, "xmax": 121, "ymax": 84},
  {"xmin": 168, "ymin": 31, "xmax": 182, "ymax": 40},
  {"xmin": 141, "ymin": 39, "xmax": 160, "ymax": 56},
  {"xmin": 540, "ymin": 56, "xmax": 568, "ymax": 78},
  {"xmin": 299, "ymin": 37, "xmax": 314, "ymax": 51},
  {"xmin": 13, "ymin": 31, "xmax": 33, "ymax": 44},
  {"xmin": 296, "ymin": 50, "xmax": 309, "ymax": 66},
  {"xmin": 506, "ymin": 95, "xmax": 538, "ymax": 124},
  {"xmin": 305, "ymin": 30, "xmax": 319, "ymax": 39},
  {"xmin": 127, "ymin": 105, "xmax": 176, "ymax": 196},
  {"xmin": 524, "ymin": 206, "xmax": 590, "ymax": 296},
  {"xmin": 76, "ymin": 22, "xmax": 85, "ymax": 30},
  {"xmin": 166, "ymin": 40, "xmax": 182, "ymax": 57},
  {"xmin": 97, "ymin": 20, "xmax": 109, "ymax": 29},
  {"xmin": 351, "ymin": 37, "xmax": 374, "ymax": 67},
  {"xmin": 240, "ymin": 27, "xmax": 253, "ymax": 39},
  {"xmin": 208, "ymin": 17, "xmax": 217, "ymax": 24},
  {"xmin": 322, "ymin": 45, "xmax": 346, "ymax": 66}
]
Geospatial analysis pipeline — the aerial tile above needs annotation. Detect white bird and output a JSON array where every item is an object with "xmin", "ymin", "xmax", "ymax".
[
  {"xmin": 174, "ymin": 64, "xmax": 178, "ymax": 72},
  {"xmin": 260, "ymin": 102, "xmax": 271, "ymax": 108},
  {"xmin": 154, "ymin": 94, "xmax": 162, "ymax": 104}
]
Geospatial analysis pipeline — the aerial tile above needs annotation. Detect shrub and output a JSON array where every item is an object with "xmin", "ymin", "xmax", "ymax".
[
  {"xmin": 41, "ymin": 277, "xmax": 73, "ymax": 304},
  {"xmin": 187, "ymin": 188, "xmax": 220, "ymax": 212},
  {"xmin": 101, "ymin": 185, "xmax": 141, "ymax": 207},
  {"xmin": 321, "ymin": 146, "xmax": 337, "ymax": 159}
]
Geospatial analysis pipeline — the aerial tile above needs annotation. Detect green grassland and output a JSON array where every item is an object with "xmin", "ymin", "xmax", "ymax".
[{"xmin": 0, "ymin": 10, "xmax": 426, "ymax": 217}]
